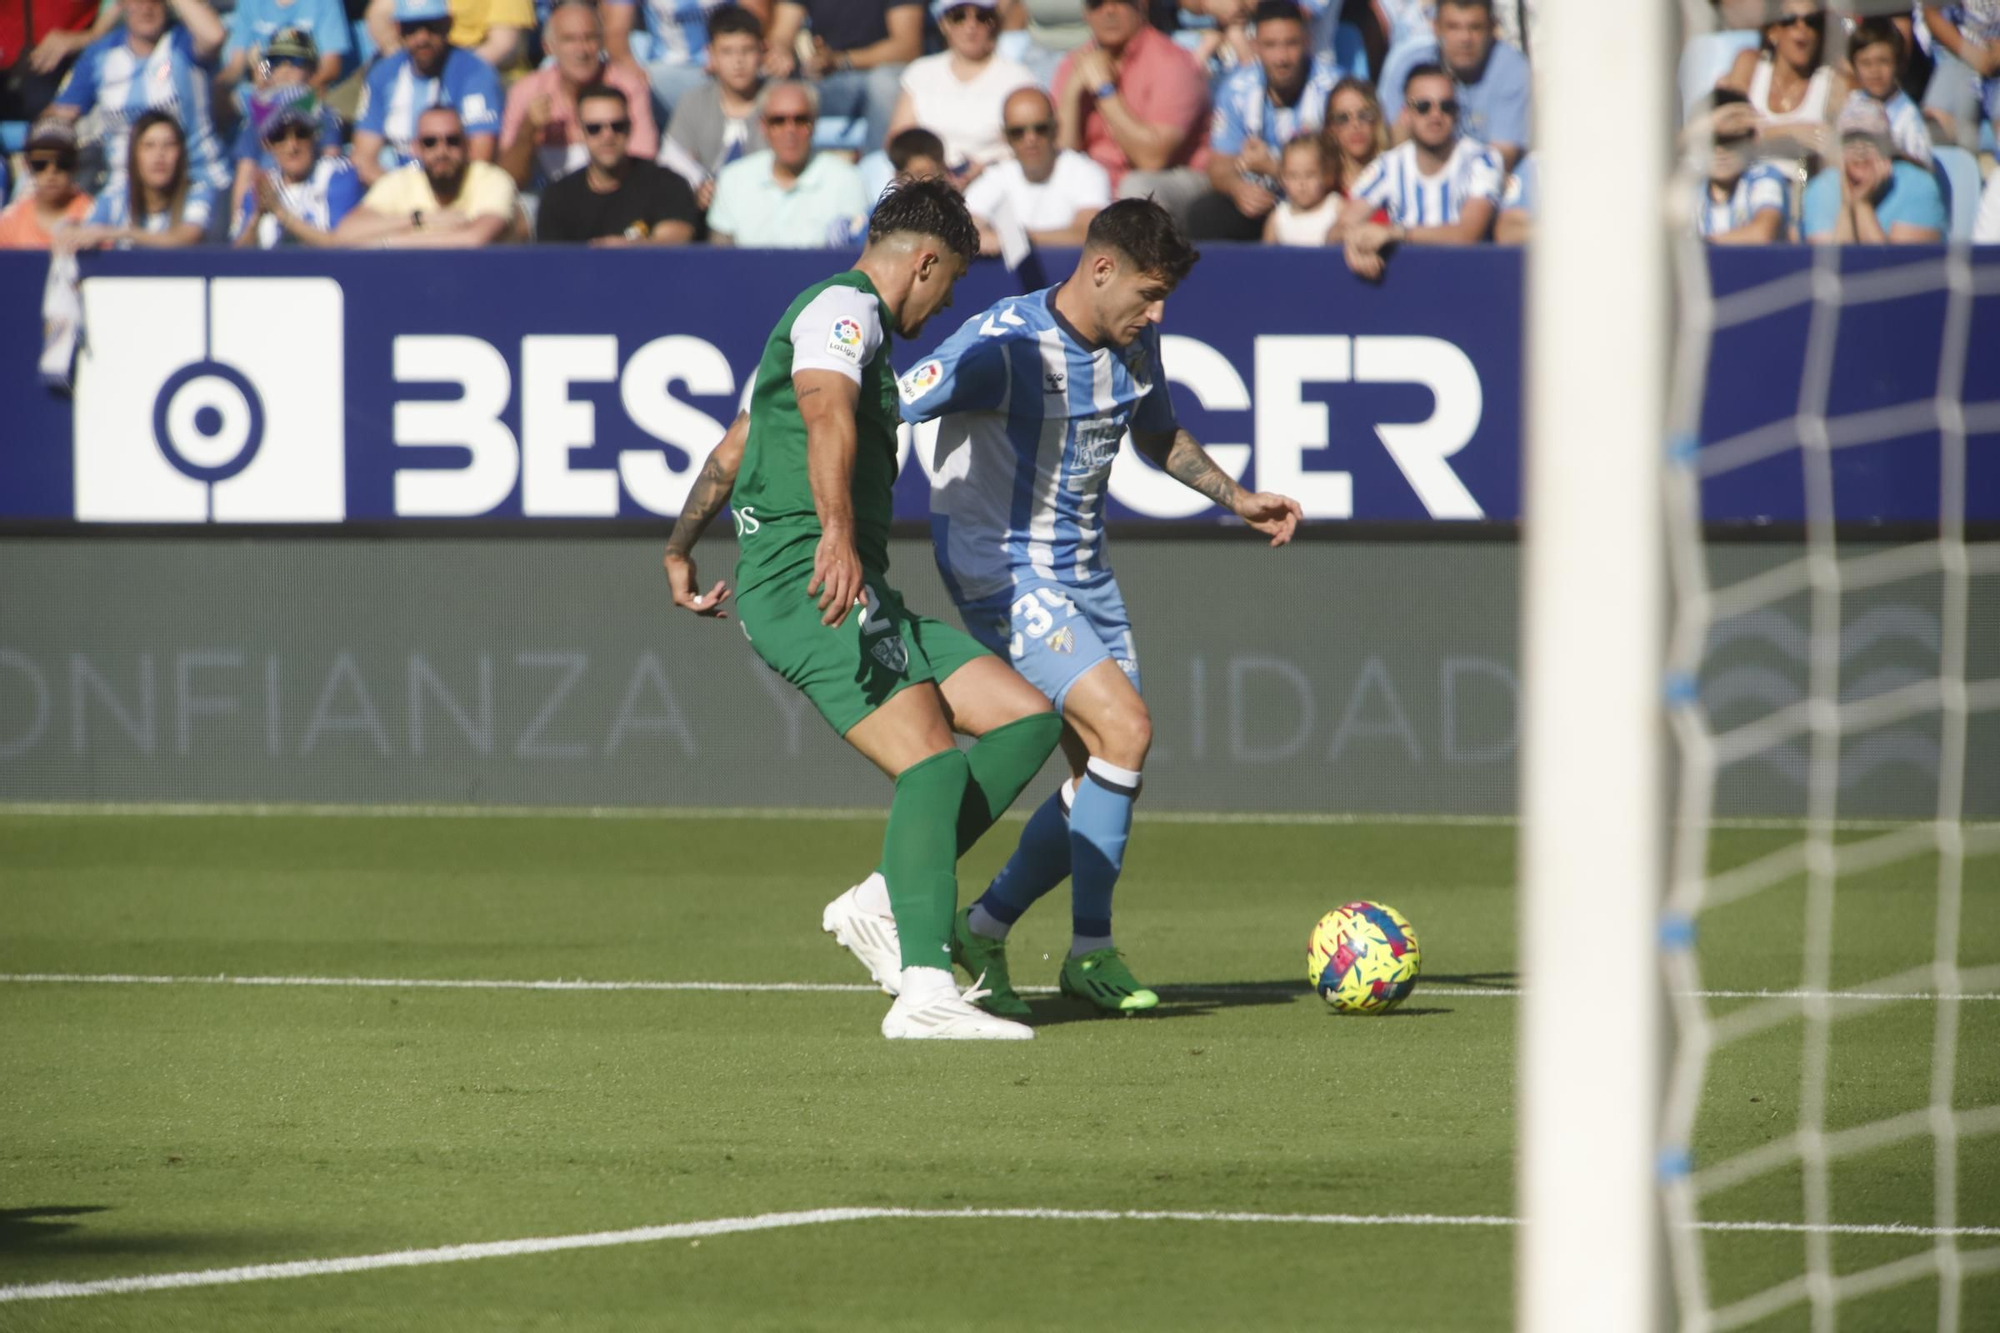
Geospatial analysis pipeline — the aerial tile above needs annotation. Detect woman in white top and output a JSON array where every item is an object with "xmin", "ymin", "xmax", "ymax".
[
  {"xmin": 1718, "ymin": 0, "xmax": 1847, "ymax": 164},
  {"xmin": 883, "ymin": 0, "xmax": 1037, "ymax": 173}
]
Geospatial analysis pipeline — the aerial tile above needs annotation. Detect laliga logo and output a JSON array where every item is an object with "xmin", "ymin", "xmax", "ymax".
[
  {"xmin": 830, "ymin": 317, "xmax": 863, "ymax": 348},
  {"xmin": 73, "ymin": 278, "xmax": 345, "ymax": 521}
]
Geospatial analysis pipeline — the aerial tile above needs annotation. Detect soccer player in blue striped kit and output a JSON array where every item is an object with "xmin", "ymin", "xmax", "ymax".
[{"xmin": 820, "ymin": 198, "xmax": 1304, "ymax": 1017}]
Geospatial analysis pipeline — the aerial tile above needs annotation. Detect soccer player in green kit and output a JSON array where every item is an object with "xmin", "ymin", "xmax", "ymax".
[{"xmin": 662, "ymin": 179, "xmax": 1062, "ymax": 1040}]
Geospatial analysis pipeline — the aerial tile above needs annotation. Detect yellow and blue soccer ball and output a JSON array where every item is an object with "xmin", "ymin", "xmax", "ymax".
[{"xmin": 1308, "ymin": 902, "xmax": 1421, "ymax": 1014}]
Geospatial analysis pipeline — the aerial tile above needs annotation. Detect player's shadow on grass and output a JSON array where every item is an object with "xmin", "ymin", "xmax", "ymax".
[{"xmin": 1, "ymin": 1205, "xmax": 108, "ymax": 1250}]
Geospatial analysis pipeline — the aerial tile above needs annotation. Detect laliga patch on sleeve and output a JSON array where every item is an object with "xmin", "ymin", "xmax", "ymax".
[
  {"xmin": 461, "ymin": 93, "xmax": 489, "ymax": 121},
  {"xmin": 826, "ymin": 316, "xmax": 867, "ymax": 365},
  {"xmin": 899, "ymin": 359, "xmax": 942, "ymax": 404}
]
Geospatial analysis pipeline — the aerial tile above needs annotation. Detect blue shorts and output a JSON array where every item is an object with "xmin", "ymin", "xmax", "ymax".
[{"xmin": 958, "ymin": 574, "xmax": 1141, "ymax": 711}]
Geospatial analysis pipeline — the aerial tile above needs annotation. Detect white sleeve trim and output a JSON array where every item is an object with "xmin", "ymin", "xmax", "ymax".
[{"xmin": 789, "ymin": 284, "xmax": 885, "ymax": 385}]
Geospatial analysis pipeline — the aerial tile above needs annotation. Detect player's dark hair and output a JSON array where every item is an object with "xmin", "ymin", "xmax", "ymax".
[
  {"xmin": 867, "ymin": 175, "xmax": 978, "ymax": 259},
  {"xmin": 708, "ymin": 4, "xmax": 764, "ymax": 42},
  {"xmin": 1849, "ymin": 16, "xmax": 1904, "ymax": 61},
  {"xmin": 1250, "ymin": 0, "xmax": 1305, "ymax": 29},
  {"xmin": 888, "ymin": 127, "xmax": 946, "ymax": 173},
  {"xmin": 1403, "ymin": 61, "xmax": 1452, "ymax": 96},
  {"xmin": 575, "ymin": 80, "xmax": 628, "ymax": 113},
  {"xmin": 1083, "ymin": 198, "xmax": 1200, "ymax": 287}
]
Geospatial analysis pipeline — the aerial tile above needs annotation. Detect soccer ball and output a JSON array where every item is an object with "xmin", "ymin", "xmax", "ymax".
[{"xmin": 1308, "ymin": 902, "xmax": 1421, "ymax": 1014}]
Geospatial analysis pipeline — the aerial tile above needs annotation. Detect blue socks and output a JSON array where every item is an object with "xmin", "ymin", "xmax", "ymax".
[{"xmin": 970, "ymin": 757, "xmax": 1141, "ymax": 957}]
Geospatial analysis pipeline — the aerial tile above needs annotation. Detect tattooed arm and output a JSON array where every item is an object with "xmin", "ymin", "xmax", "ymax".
[
  {"xmin": 1132, "ymin": 427, "xmax": 1304, "ymax": 547},
  {"xmin": 662, "ymin": 411, "xmax": 749, "ymax": 617}
]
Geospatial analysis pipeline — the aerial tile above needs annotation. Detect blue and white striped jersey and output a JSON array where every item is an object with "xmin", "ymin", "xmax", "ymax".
[
  {"xmin": 355, "ymin": 48, "xmax": 504, "ymax": 166},
  {"xmin": 1209, "ymin": 55, "xmax": 1347, "ymax": 160},
  {"xmin": 609, "ymin": 0, "xmax": 726, "ymax": 66},
  {"xmin": 54, "ymin": 27, "xmax": 230, "ymax": 192},
  {"xmin": 1351, "ymin": 136, "xmax": 1505, "ymax": 228},
  {"xmin": 1695, "ymin": 160, "xmax": 1790, "ymax": 238},
  {"xmin": 85, "ymin": 178, "xmax": 221, "ymax": 240},
  {"xmin": 232, "ymin": 157, "xmax": 364, "ymax": 247},
  {"xmin": 896, "ymin": 286, "xmax": 1178, "ymax": 604}
]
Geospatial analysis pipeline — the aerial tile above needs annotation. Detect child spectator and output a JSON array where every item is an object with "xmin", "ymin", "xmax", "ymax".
[
  {"xmin": 1691, "ymin": 90, "xmax": 1790, "ymax": 244},
  {"xmin": 1262, "ymin": 133, "xmax": 1338, "ymax": 244},
  {"xmin": 1801, "ymin": 98, "xmax": 1946, "ymax": 245},
  {"xmin": 351, "ymin": 0, "xmax": 505, "ymax": 185},
  {"xmin": 1321, "ymin": 76, "xmax": 1386, "ymax": 198},
  {"xmin": 46, "ymin": 0, "xmax": 232, "ymax": 195},
  {"xmin": 887, "ymin": 126, "xmax": 950, "ymax": 183},
  {"xmin": 0, "ymin": 119, "xmax": 94, "ymax": 247},
  {"xmin": 1845, "ymin": 18, "xmax": 1932, "ymax": 168},
  {"xmin": 61, "ymin": 108, "xmax": 218, "ymax": 247},
  {"xmin": 664, "ymin": 5, "xmax": 768, "ymax": 211},
  {"xmin": 232, "ymin": 91, "xmax": 362, "ymax": 246}
]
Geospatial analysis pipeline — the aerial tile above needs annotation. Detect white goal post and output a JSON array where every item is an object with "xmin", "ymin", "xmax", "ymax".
[{"xmin": 1517, "ymin": 0, "xmax": 1672, "ymax": 1330}]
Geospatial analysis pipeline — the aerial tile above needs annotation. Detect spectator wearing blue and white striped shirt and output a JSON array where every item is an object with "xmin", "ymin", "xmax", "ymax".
[
  {"xmin": 232, "ymin": 93, "xmax": 362, "ymax": 247},
  {"xmin": 47, "ymin": 0, "xmax": 231, "ymax": 195},
  {"xmin": 62, "ymin": 107, "xmax": 220, "ymax": 248},
  {"xmin": 1187, "ymin": 0, "xmax": 1344, "ymax": 241},
  {"xmin": 1338, "ymin": 63, "xmax": 1501, "ymax": 278},
  {"xmin": 1378, "ymin": 0, "xmax": 1530, "ymax": 170},
  {"xmin": 1694, "ymin": 102, "xmax": 1790, "ymax": 245},
  {"xmin": 604, "ymin": 0, "xmax": 751, "ymax": 120},
  {"xmin": 351, "ymin": 0, "xmax": 505, "ymax": 186}
]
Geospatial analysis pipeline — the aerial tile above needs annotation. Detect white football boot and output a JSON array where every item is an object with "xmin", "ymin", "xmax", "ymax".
[
  {"xmin": 881, "ymin": 967, "xmax": 1036, "ymax": 1040},
  {"xmin": 822, "ymin": 875, "xmax": 903, "ymax": 996}
]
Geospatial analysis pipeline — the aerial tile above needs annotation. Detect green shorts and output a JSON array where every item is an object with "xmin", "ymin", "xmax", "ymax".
[{"xmin": 735, "ymin": 565, "xmax": 991, "ymax": 737}]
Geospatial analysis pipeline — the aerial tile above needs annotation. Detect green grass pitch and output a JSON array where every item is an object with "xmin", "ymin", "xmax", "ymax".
[{"xmin": 1, "ymin": 813, "xmax": 1994, "ymax": 1331}]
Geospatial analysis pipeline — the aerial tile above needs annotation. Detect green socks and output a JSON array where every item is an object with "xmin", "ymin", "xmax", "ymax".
[
  {"xmin": 882, "ymin": 747, "xmax": 971, "ymax": 971},
  {"xmin": 954, "ymin": 711, "xmax": 1063, "ymax": 858}
]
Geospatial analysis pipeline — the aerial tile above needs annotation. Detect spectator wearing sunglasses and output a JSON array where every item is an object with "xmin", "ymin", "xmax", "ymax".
[
  {"xmin": 1921, "ymin": 2, "xmax": 2000, "ymax": 153},
  {"xmin": 228, "ymin": 32, "xmax": 344, "ymax": 218},
  {"xmin": 1320, "ymin": 75, "xmax": 1386, "ymax": 198},
  {"xmin": 1377, "ymin": 0, "xmax": 1528, "ymax": 170},
  {"xmin": 0, "ymin": 118, "xmax": 94, "ymax": 248},
  {"xmin": 62, "ymin": 107, "xmax": 218, "ymax": 247},
  {"xmin": 46, "ymin": 0, "xmax": 231, "ymax": 194},
  {"xmin": 536, "ymin": 82, "xmax": 702, "ymax": 242},
  {"xmin": 231, "ymin": 89, "xmax": 361, "ymax": 246},
  {"xmin": 762, "ymin": 0, "xmax": 922, "ymax": 156},
  {"xmin": 706, "ymin": 78, "xmax": 868, "ymax": 244},
  {"xmin": 882, "ymin": 0, "xmax": 1033, "ymax": 174},
  {"xmin": 1055, "ymin": 0, "xmax": 1211, "ymax": 224},
  {"xmin": 962, "ymin": 86, "xmax": 1108, "ymax": 255},
  {"xmin": 352, "ymin": 0, "xmax": 504, "ymax": 186},
  {"xmin": 501, "ymin": 1, "xmax": 659, "ymax": 193},
  {"xmin": 364, "ymin": 0, "xmax": 535, "ymax": 72},
  {"xmin": 1684, "ymin": 90, "xmax": 1790, "ymax": 245},
  {"xmin": 218, "ymin": 0, "xmax": 350, "ymax": 94},
  {"xmin": 1716, "ymin": 0, "xmax": 1845, "ymax": 167},
  {"xmin": 1337, "ymin": 63, "xmax": 1501, "ymax": 278},
  {"xmin": 338, "ymin": 104, "xmax": 521, "ymax": 245},
  {"xmin": 663, "ymin": 5, "xmax": 769, "ymax": 211},
  {"xmin": 1187, "ymin": 0, "xmax": 1342, "ymax": 241}
]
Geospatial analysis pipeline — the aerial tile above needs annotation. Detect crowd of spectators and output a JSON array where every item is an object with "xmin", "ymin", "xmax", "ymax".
[{"xmin": 3, "ymin": 0, "xmax": 1999, "ymax": 261}]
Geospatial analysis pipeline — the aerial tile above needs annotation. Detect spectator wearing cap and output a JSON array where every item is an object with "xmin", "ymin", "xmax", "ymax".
[
  {"xmin": 365, "ymin": 0, "xmax": 536, "ymax": 74},
  {"xmin": 501, "ymin": 1, "xmax": 659, "ymax": 193},
  {"xmin": 62, "ymin": 107, "xmax": 219, "ymax": 247},
  {"xmin": 228, "ymin": 34, "xmax": 345, "ymax": 219},
  {"xmin": 536, "ymin": 82, "xmax": 701, "ymax": 242},
  {"xmin": 663, "ymin": 6, "xmax": 768, "ymax": 212},
  {"xmin": 706, "ymin": 78, "xmax": 868, "ymax": 245},
  {"xmin": 0, "ymin": 119, "xmax": 94, "ymax": 248},
  {"xmin": 1337, "ymin": 63, "xmax": 1502, "ymax": 277},
  {"xmin": 1188, "ymin": 0, "xmax": 1342, "ymax": 241},
  {"xmin": 883, "ymin": 0, "xmax": 1034, "ymax": 173},
  {"xmin": 0, "ymin": 1, "xmax": 103, "ymax": 124},
  {"xmin": 762, "ymin": 0, "xmax": 922, "ymax": 155},
  {"xmin": 1845, "ymin": 19, "xmax": 1932, "ymax": 169},
  {"xmin": 604, "ymin": 0, "xmax": 766, "ymax": 121},
  {"xmin": 232, "ymin": 89, "xmax": 362, "ymax": 246},
  {"xmin": 1379, "ymin": 0, "xmax": 1529, "ymax": 168},
  {"xmin": 1685, "ymin": 91, "xmax": 1790, "ymax": 244},
  {"xmin": 352, "ymin": 0, "xmax": 504, "ymax": 186},
  {"xmin": 1054, "ymin": 0, "xmax": 1211, "ymax": 222},
  {"xmin": 338, "ymin": 104, "xmax": 521, "ymax": 245},
  {"xmin": 47, "ymin": 0, "xmax": 231, "ymax": 194},
  {"xmin": 1801, "ymin": 98, "xmax": 1946, "ymax": 245},
  {"xmin": 218, "ymin": 0, "xmax": 350, "ymax": 94},
  {"xmin": 963, "ymin": 86, "xmax": 1109, "ymax": 254}
]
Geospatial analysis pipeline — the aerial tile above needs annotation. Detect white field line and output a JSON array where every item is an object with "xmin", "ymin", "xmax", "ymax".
[
  {"xmin": 4, "ymin": 1206, "xmax": 1997, "ymax": 1305},
  {"xmin": 5, "ymin": 801, "xmax": 1993, "ymax": 833},
  {"xmin": 3, "ymin": 973, "xmax": 1998, "ymax": 1003}
]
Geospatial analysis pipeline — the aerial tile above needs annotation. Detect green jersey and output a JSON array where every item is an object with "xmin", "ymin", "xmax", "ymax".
[{"xmin": 732, "ymin": 271, "xmax": 903, "ymax": 595}]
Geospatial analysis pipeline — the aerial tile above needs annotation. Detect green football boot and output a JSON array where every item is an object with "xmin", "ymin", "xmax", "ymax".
[
  {"xmin": 950, "ymin": 907, "xmax": 1032, "ymax": 1018},
  {"xmin": 1058, "ymin": 948, "xmax": 1159, "ymax": 1014}
]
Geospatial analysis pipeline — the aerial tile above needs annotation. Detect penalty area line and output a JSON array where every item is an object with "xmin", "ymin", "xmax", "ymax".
[
  {"xmin": 3, "ymin": 973, "xmax": 1998, "ymax": 1003},
  {"xmin": 5, "ymin": 1206, "xmax": 1998, "ymax": 1304}
]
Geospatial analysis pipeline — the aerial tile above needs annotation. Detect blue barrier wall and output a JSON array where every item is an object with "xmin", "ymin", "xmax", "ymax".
[{"xmin": 0, "ymin": 246, "xmax": 1993, "ymax": 525}]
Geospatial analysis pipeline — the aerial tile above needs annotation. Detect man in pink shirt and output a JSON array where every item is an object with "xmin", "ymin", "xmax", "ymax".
[
  {"xmin": 499, "ymin": 0, "xmax": 658, "ymax": 194},
  {"xmin": 1054, "ymin": 0, "xmax": 1210, "ymax": 223}
]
